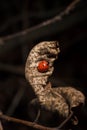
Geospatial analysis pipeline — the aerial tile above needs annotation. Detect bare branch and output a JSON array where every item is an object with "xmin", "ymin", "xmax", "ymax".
[
  {"xmin": 0, "ymin": 0, "xmax": 85, "ymax": 55},
  {"xmin": 0, "ymin": 112, "xmax": 58, "ymax": 130},
  {"xmin": 0, "ymin": 121, "xmax": 3, "ymax": 130},
  {"xmin": 0, "ymin": 111, "xmax": 74, "ymax": 130},
  {"xmin": 6, "ymin": 86, "xmax": 26, "ymax": 116},
  {"xmin": 2, "ymin": 0, "xmax": 80, "ymax": 39},
  {"xmin": 0, "ymin": 63, "xmax": 24, "ymax": 76}
]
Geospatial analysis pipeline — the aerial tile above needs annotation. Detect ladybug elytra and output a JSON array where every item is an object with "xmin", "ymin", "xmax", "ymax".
[{"xmin": 37, "ymin": 60, "xmax": 49, "ymax": 73}]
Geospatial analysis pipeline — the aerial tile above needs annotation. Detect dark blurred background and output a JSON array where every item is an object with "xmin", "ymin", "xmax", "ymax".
[{"xmin": 0, "ymin": 0, "xmax": 87, "ymax": 130}]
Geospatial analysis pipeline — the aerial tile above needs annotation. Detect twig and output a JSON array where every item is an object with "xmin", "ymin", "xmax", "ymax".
[
  {"xmin": 0, "ymin": 63, "xmax": 24, "ymax": 76},
  {"xmin": 0, "ymin": 121, "xmax": 3, "ymax": 130},
  {"xmin": 0, "ymin": 111, "xmax": 74, "ymax": 130},
  {"xmin": 2, "ymin": 0, "xmax": 80, "ymax": 40},
  {"xmin": 0, "ymin": 112, "xmax": 58, "ymax": 130},
  {"xmin": 6, "ymin": 86, "xmax": 26, "ymax": 116},
  {"xmin": 0, "ymin": 0, "xmax": 80, "ymax": 33},
  {"xmin": 0, "ymin": 0, "xmax": 84, "ymax": 55},
  {"xmin": 58, "ymin": 111, "xmax": 73, "ymax": 129},
  {"xmin": 0, "ymin": 8, "xmax": 66, "ymax": 33}
]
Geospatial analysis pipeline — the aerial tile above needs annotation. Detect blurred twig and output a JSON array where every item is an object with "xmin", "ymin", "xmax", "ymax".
[
  {"xmin": 0, "ymin": 112, "xmax": 58, "ymax": 130},
  {"xmin": 0, "ymin": 111, "xmax": 73, "ymax": 130},
  {"xmin": 21, "ymin": 0, "xmax": 31, "ymax": 63},
  {"xmin": 0, "ymin": 63, "xmax": 24, "ymax": 76},
  {"xmin": 0, "ymin": 8, "xmax": 64, "ymax": 33},
  {"xmin": 0, "ymin": 0, "xmax": 86, "ymax": 55},
  {"xmin": 0, "ymin": 121, "xmax": 3, "ymax": 130},
  {"xmin": 6, "ymin": 86, "xmax": 26, "ymax": 116}
]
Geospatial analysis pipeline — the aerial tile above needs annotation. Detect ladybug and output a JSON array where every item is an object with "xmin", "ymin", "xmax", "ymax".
[{"xmin": 37, "ymin": 60, "xmax": 49, "ymax": 73}]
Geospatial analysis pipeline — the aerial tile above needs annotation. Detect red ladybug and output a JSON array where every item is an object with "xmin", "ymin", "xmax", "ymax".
[{"xmin": 37, "ymin": 60, "xmax": 49, "ymax": 73}]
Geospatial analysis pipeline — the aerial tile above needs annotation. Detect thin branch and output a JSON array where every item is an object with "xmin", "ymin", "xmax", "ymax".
[
  {"xmin": 0, "ymin": 121, "xmax": 3, "ymax": 130},
  {"xmin": 6, "ymin": 86, "xmax": 26, "ymax": 116},
  {"xmin": 1, "ymin": 0, "xmax": 80, "ymax": 40},
  {"xmin": 0, "ymin": 0, "xmax": 80, "ymax": 33},
  {"xmin": 58, "ymin": 111, "xmax": 73, "ymax": 129},
  {"xmin": 0, "ymin": 111, "xmax": 74, "ymax": 130},
  {"xmin": 0, "ymin": 112, "xmax": 57, "ymax": 130},
  {"xmin": 0, "ymin": 0, "xmax": 85, "ymax": 55},
  {"xmin": 0, "ymin": 8, "xmax": 65, "ymax": 33},
  {"xmin": 0, "ymin": 63, "xmax": 24, "ymax": 76}
]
